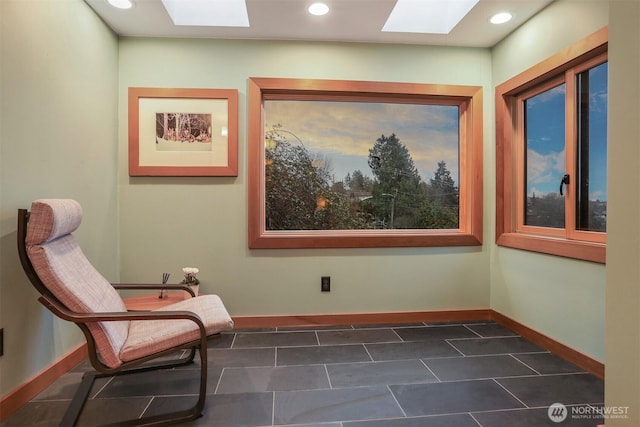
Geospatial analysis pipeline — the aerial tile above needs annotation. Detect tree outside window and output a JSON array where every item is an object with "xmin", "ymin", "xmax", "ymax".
[{"xmin": 263, "ymin": 108, "xmax": 461, "ymax": 232}]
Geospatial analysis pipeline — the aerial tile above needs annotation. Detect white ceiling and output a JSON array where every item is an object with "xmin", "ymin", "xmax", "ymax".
[{"xmin": 84, "ymin": 0, "xmax": 554, "ymax": 48}]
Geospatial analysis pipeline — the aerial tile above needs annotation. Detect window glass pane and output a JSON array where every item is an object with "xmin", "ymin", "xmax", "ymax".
[
  {"xmin": 577, "ymin": 62, "xmax": 608, "ymax": 232},
  {"xmin": 263, "ymin": 100, "xmax": 460, "ymax": 231},
  {"xmin": 523, "ymin": 84, "xmax": 566, "ymax": 228}
]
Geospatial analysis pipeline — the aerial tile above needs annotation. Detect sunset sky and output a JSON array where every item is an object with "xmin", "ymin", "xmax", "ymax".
[
  {"xmin": 263, "ymin": 62, "xmax": 607, "ymax": 203},
  {"xmin": 264, "ymin": 100, "xmax": 460, "ymax": 185}
]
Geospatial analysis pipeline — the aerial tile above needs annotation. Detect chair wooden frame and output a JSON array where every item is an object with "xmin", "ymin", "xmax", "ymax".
[{"xmin": 17, "ymin": 208, "xmax": 216, "ymax": 426}]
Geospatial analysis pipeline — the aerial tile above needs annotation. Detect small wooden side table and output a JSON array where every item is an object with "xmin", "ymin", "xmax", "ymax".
[{"xmin": 124, "ymin": 292, "xmax": 188, "ymax": 311}]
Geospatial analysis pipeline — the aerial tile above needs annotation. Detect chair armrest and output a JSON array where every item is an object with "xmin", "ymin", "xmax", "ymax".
[
  {"xmin": 38, "ymin": 295, "xmax": 206, "ymax": 335},
  {"xmin": 112, "ymin": 283, "xmax": 196, "ymax": 297}
]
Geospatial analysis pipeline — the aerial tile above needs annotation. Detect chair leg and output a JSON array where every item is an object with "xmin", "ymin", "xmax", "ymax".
[
  {"xmin": 60, "ymin": 346, "xmax": 205, "ymax": 426},
  {"xmin": 60, "ymin": 371, "xmax": 98, "ymax": 427},
  {"xmin": 194, "ymin": 340, "xmax": 208, "ymax": 415}
]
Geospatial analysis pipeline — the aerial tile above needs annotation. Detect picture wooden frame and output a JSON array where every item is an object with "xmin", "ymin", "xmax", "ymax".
[
  {"xmin": 128, "ymin": 87, "xmax": 238, "ymax": 176},
  {"xmin": 248, "ymin": 77, "xmax": 483, "ymax": 249}
]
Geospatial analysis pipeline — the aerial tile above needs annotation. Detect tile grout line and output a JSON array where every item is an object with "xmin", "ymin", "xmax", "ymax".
[
  {"xmin": 229, "ymin": 332, "xmax": 238, "ymax": 349},
  {"xmin": 90, "ymin": 376, "xmax": 114, "ymax": 399},
  {"xmin": 323, "ymin": 364, "xmax": 334, "ymax": 389},
  {"xmin": 419, "ymin": 359, "xmax": 442, "ymax": 382},
  {"xmin": 390, "ymin": 327, "xmax": 404, "ymax": 342},
  {"xmin": 362, "ymin": 343, "xmax": 375, "ymax": 362},
  {"xmin": 534, "ymin": 371, "xmax": 594, "ymax": 378},
  {"xmin": 508, "ymin": 353, "xmax": 542, "ymax": 375},
  {"xmin": 491, "ymin": 378, "xmax": 530, "ymax": 409},
  {"xmin": 386, "ymin": 385, "xmax": 408, "ymax": 418},
  {"xmin": 468, "ymin": 412, "xmax": 484, "ymax": 426},
  {"xmin": 445, "ymin": 335, "xmax": 522, "ymax": 341},
  {"xmin": 444, "ymin": 339, "xmax": 467, "ymax": 357},
  {"xmin": 213, "ymin": 367, "xmax": 226, "ymax": 394},
  {"xmin": 138, "ymin": 396, "xmax": 155, "ymax": 420},
  {"xmin": 463, "ymin": 324, "xmax": 484, "ymax": 338}
]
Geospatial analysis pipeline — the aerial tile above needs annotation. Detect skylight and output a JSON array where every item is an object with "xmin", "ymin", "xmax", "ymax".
[
  {"xmin": 382, "ymin": 0, "xmax": 480, "ymax": 34},
  {"xmin": 161, "ymin": 0, "xmax": 249, "ymax": 27}
]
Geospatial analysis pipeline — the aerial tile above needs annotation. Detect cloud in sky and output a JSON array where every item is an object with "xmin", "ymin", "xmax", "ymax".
[
  {"xmin": 526, "ymin": 84, "xmax": 565, "ymax": 107},
  {"xmin": 526, "ymin": 148, "xmax": 565, "ymax": 196},
  {"xmin": 265, "ymin": 100, "xmax": 459, "ymax": 183}
]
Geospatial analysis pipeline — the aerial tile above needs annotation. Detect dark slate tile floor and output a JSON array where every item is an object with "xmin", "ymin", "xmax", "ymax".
[{"xmin": 2, "ymin": 321, "xmax": 605, "ymax": 427}]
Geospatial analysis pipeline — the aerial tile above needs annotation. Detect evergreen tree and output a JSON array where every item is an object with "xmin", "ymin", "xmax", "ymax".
[
  {"xmin": 417, "ymin": 161, "xmax": 459, "ymax": 229},
  {"xmin": 345, "ymin": 170, "xmax": 373, "ymax": 195},
  {"xmin": 418, "ymin": 199, "xmax": 459, "ymax": 229},
  {"xmin": 368, "ymin": 134, "xmax": 423, "ymax": 228},
  {"xmin": 430, "ymin": 161, "xmax": 458, "ymax": 208}
]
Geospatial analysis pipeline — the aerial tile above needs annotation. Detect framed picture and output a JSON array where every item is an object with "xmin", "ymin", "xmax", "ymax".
[
  {"xmin": 128, "ymin": 87, "xmax": 238, "ymax": 176},
  {"xmin": 248, "ymin": 77, "xmax": 483, "ymax": 249}
]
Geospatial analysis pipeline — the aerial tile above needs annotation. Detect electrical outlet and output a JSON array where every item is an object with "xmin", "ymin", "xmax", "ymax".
[{"xmin": 321, "ymin": 276, "xmax": 331, "ymax": 292}]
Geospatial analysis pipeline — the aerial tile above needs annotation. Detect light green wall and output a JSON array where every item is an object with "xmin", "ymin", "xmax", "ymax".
[
  {"xmin": 491, "ymin": 0, "xmax": 610, "ymax": 85},
  {"xmin": 490, "ymin": 0, "xmax": 608, "ymax": 362},
  {"xmin": 5, "ymin": 0, "xmax": 636, "ymax": 414},
  {"xmin": 117, "ymin": 39, "xmax": 493, "ymax": 317},
  {"xmin": 0, "ymin": 0, "xmax": 118, "ymax": 396},
  {"xmin": 606, "ymin": 1, "xmax": 640, "ymax": 424}
]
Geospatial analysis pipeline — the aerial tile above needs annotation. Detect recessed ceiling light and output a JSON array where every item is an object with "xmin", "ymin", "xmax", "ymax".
[
  {"xmin": 490, "ymin": 12, "xmax": 512, "ymax": 24},
  {"xmin": 308, "ymin": 2, "xmax": 329, "ymax": 16},
  {"xmin": 383, "ymin": 0, "xmax": 480, "ymax": 34},
  {"xmin": 161, "ymin": 0, "xmax": 249, "ymax": 27},
  {"xmin": 107, "ymin": 0, "xmax": 133, "ymax": 9}
]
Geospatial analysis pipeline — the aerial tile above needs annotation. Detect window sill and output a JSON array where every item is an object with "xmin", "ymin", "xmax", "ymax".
[
  {"xmin": 496, "ymin": 232, "xmax": 605, "ymax": 264},
  {"xmin": 250, "ymin": 229, "xmax": 483, "ymax": 249}
]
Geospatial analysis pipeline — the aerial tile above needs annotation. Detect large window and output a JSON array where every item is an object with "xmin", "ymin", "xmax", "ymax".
[
  {"xmin": 496, "ymin": 28, "xmax": 607, "ymax": 263},
  {"xmin": 248, "ymin": 78, "xmax": 483, "ymax": 249}
]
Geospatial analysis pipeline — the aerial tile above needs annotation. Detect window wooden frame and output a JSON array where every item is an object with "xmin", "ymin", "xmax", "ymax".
[
  {"xmin": 248, "ymin": 77, "xmax": 483, "ymax": 249},
  {"xmin": 495, "ymin": 27, "xmax": 608, "ymax": 263},
  {"xmin": 515, "ymin": 76, "xmax": 568, "ymax": 239}
]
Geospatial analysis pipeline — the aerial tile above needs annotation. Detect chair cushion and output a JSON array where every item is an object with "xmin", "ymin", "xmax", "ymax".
[
  {"xmin": 26, "ymin": 199, "xmax": 129, "ymax": 369},
  {"xmin": 26, "ymin": 199, "xmax": 83, "ymax": 245},
  {"xmin": 120, "ymin": 294, "xmax": 234, "ymax": 362}
]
